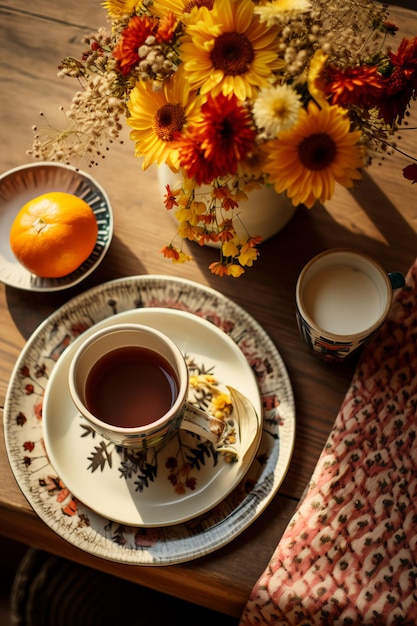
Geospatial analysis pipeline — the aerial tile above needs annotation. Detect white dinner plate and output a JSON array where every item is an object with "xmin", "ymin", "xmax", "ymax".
[
  {"xmin": 0, "ymin": 161, "xmax": 113, "ymax": 291},
  {"xmin": 42, "ymin": 308, "xmax": 262, "ymax": 527},
  {"xmin": 4, "ymin": 275, "xmax": 295, "ymax": 565}
]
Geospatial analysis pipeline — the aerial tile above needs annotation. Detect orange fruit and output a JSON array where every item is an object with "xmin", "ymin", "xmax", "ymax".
[{"xmin": 10, "ymin": 191, "xmax": 98, "ymax": 278}]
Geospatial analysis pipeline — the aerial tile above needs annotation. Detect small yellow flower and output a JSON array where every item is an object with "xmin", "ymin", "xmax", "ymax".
[
  {"xmin": 175, "ymin": 204, "xmax": 202, "ymax": 226},
  {"xmin": 177, "ymin": 220, "xmax": 203, "ymax": 240},
  {"xmin": 177, "ymin": 192, "xmax": 192, "ymax": 207},
  {"xmin": 212, "ymin": 392, "xmax": 233, "ymax": 414},
  {"xmin": 227, "ymin": 263, "xmax": 245, "ymax": 278},
  {"xmin": 189, "ymin": 375, "xmax": 199, "ymax": 387},
  {"xmin": 190, "ymin": 200, "xmax": 208, "ymax": 217},
  {"xmin": 174, "ymin": 250, "xmax": 193, "ymax": 263},
  {"xmin": 222, "ymin": 240, "xmax": 239, "ymax": 258},
  {"xmin": 231, "ymin": 186, "xmax": 250, "ymax": 203},
  {"xmin": 238, "ymin": 242, "xmax": 259, "ymax": 267}
]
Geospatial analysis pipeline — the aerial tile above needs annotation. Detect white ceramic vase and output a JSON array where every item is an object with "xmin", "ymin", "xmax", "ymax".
[{"xmin": 157, "ymin": 165, "xmax": 297, "ymax": 244}]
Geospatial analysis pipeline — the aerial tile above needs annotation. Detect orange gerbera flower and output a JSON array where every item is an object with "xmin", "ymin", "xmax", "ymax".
[
  {"xmin": 155, "ymin": 10, "xmax": 177, "ymax": 43},
  {"xmin": 113, "ymin": 15, "xmax": 157, "ymax": 76},
  {"xmin": 175, "ymin": 93, "xmax": 257, "ymax": 184},
  {"xmin": 376, "ymin": 36, "xmax": 417, "ymax": 124},
  {"xmin": 325, "ymin": 65, "xmax": 383, "ymax": 107}
]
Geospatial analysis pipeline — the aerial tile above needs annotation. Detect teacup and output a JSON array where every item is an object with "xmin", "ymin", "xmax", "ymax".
[
  {"xmin": 69, "ymin": 323, "xmax": 229, "ymax": 449},
  {"xmin": 296, "ymin": 249, "xmax": 405, "ymax": 362}
]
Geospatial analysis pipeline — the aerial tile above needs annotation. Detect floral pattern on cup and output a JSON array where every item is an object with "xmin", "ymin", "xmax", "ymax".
[
  {"xmin": 296, "ymin": 315, "xmax": 368, "ymax": 362},
  {"xmin": 82, "ymin": 368, "xmax": 239, "ymax": 497}
]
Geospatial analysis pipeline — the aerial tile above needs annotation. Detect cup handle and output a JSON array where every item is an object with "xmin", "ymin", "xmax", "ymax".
[
  {"xmin": 389, "ymin": 271, "xmax": 405, "ymax": 290},
  {"xmin": 178, "ymin": 386, "xmax": 261, "ymax": 461},
  {"xmin": 179, "ymin": 403, "xmax": 226, "ymax": 443}
]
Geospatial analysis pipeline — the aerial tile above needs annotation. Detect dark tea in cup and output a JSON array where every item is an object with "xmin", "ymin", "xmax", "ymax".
[
  {"xmin": 68, "ymin": 323, "xmax": 228, "ymax": 449},
  {"xmin": 85, "ymin": 346, "xmax": 179, "ymax": 428}
]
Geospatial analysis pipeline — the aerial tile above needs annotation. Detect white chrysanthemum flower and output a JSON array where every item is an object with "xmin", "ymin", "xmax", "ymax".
[
  {"xmin": 253, "ymin": 85, "xmax": 303, "ymax": 138},
  {"xmin": 255, "ymin": 0, "xmax": 312, "ymax": 25}
]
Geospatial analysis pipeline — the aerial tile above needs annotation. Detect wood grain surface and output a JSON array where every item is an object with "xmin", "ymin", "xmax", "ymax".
[{"xmin": 1, "ymin": 1, "xmax": 416, "ymax": 617}]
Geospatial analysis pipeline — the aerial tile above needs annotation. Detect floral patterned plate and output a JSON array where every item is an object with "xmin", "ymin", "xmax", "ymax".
[
  {"xmin": 4, "ymin": 275, "xmax": 295, "ymax": 565},
  {"xmin": 0, "ymin": 162, "xmax": 113, "ymax": 291},
  {"xmin": 42, "ymin": 307, "xmax": 263, "ymax": 527}
]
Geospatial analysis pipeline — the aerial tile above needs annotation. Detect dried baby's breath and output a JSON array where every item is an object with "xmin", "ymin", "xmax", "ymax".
[{"xmin": 28, "ymin": 73, "xmax": 125, "ymax": 167}]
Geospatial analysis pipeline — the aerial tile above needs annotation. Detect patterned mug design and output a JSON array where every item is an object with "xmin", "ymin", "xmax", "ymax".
[{"xmin": 296, "ymin": 249, "xmax": 405, "ymax": 362}]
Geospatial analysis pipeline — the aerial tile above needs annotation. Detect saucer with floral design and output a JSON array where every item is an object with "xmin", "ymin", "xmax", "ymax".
[{"xmin": 42, "ymin": 308, "xmax": 262, "ymax": 527}]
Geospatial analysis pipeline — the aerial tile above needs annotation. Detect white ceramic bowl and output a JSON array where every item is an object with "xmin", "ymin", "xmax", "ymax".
[{"xmin": 0, "ymin": 161, "xmax": 113, "ymax": 291}]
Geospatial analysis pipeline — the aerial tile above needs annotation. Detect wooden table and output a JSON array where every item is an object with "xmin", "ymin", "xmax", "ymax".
[{"xmin": 1, "ymin": 1, "xmax": 416, "ymax": 618}]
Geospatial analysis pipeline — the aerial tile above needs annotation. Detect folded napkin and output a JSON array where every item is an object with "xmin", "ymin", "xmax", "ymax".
[{"xmin": 240, "ymin": 258, "xmax": 417, "ymax": 625}]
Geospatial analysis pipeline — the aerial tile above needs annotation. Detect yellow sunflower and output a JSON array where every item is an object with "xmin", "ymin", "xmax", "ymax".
[
  {"xmin": 127, "ymin": 69, "xmax": 203, "ymax": 170},
  {"xmin": 264, "ymin": 102, "xmax": 364, "ymax": 208},
  {"xmin": 255, "ymin": 0, "xmax": 312, "ymax": 24},
  {"xmin": 180, "ymin": 0, "xmax": 283, "ymax": 101},
  {"xmin": 102, "ymin": 0, "xmax": 140, "ymax": 18},
  {"xmin": 150, "ymin": 0, "xmax": 213, "ymax": 19},
  {"xmin": 148, "ymin": 0, "xmax": 185, "ymax": 18}
]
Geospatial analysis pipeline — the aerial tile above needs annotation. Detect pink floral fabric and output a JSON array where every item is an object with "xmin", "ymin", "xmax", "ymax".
[{"xmin": 240, "ymin": 260, "xmax": 417, "ymax": 625}]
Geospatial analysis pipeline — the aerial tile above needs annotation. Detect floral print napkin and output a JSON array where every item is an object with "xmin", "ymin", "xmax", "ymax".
[{"xmin": 240, "ymin": 259, "xmax": 417, "ymax": 625}]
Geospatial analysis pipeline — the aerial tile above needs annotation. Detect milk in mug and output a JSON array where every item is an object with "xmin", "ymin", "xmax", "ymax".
[
  {"xmin": 296, "ymin": 249, "xmax": 405, "ymax": 362},
  {"xmin": 303, "ymin": 265, "xmax": 382, "ymax": 336}
]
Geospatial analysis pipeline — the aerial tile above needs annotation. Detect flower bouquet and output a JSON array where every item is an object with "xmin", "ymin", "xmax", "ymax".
[{"xmin": 30, "ymin": 0, "xmax": 417, "ymax": 276}]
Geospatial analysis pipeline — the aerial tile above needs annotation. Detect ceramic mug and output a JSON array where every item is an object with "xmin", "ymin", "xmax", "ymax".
[
  {"xmin": 295, "ymin": 249, "xmax": 405, "ymax": 362},
  {"xmin": 68, "ymin": 323, "xmax": 229, "ymax": 449}
]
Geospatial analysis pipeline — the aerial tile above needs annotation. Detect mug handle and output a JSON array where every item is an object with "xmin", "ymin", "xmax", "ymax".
[
  {"xmin": 389, "ymin": 272, "xmax": 405, "ymax": 290},
  {"xmin": 180, "ymin": 403, "xmax": 225, "ymax": 443},
  {"xmin": 178, "ymin": 386, "xmax": 260, "ymax": 461}
]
